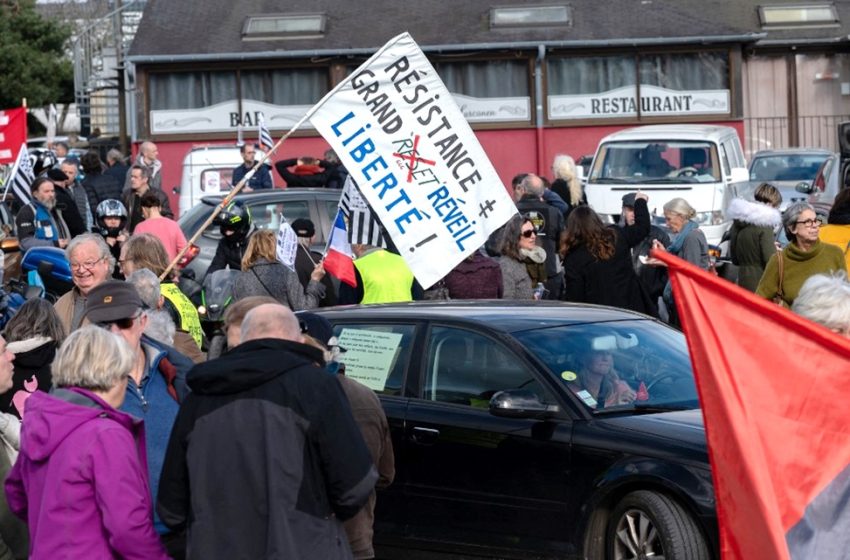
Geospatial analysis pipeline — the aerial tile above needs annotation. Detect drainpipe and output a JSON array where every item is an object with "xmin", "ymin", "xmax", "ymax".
[{"xmin": 535, "ymin": 44, "xmax": 546, "ymax": 176}]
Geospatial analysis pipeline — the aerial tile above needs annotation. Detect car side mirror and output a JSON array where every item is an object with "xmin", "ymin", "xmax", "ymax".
[
  {"xmin": 490, "ymin": 389, "xmax": 559, "ymax": 420},
  {"xmin": 728, "ymin": 167, "xmax": 749, "ymax": 184},
  {"xmin": 795, "ymin": 181, "xmax": 814, "ymax": 194}
]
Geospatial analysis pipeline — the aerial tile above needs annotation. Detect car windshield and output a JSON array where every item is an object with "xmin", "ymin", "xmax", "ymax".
[
  {"xmin": 589, "ymin": 140, "xmax": 720, "ymax": 183},
  {"xmin": 513, "ymin": 320, "xmax": 698, "ymax": 412},
  {"xmin": 749, "ymin": 154, "xmax": 828, "ymax": 182}
]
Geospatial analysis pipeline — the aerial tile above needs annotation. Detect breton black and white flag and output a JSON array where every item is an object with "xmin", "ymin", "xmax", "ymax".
[
  {"xmin": 2, "ymin": 143, "xmax": 33, "ymax": 207},
  {"xmin": 258, "ymin": 114, "xmax": 274, "ymax": 151},
  {"xmin": 340, "ymin": 175, "xmax": 386, "ymax": 248}
]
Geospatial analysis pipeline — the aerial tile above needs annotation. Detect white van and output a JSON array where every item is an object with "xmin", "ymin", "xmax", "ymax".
[
  {"xmin": 585, "ymin": 125, "xmax": 749, "ymax": 246},
  {"xmin": 174, "ymin": 145, "xmax": 267, "ymax": 217}
]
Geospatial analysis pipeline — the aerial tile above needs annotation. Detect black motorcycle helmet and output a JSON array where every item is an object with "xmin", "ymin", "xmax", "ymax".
[
  {"xmin": 214, "ymin": 201, "xmax": 252, "ymax": 241},
  {"xmin": 29, "ymin": 150, "xmax": 58, "ymax": 177},
  {"xmin": 95, "ymin": 199, "xmax": 128, "ymax": 237}
]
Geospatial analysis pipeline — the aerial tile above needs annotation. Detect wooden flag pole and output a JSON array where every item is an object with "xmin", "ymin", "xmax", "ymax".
[{"xmin": 158, "ymin": 119, "xmax": 308, "ymax": 282}]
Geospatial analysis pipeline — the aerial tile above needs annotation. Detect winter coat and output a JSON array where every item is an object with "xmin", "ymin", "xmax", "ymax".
[
  {"xmin": 0, "ymin": 337, "xmax": 57, "ymax": 420},
  {"xmin": 444, "ymin": 252, "xmax": 503, "ymax": 299},
  {"xmin": 338, "ymin": 376, "xmax": 394, "ymax": 559},
  {"xmin": 233, "ymin": 259, "xmax": 324, "ymax": 310},
  {"xmin": 53, "ymin": 287, "xmax": 90, "ymax": 335},
  {"xmin": 206, "ymin": 228, "xmax": 253, "ymax": 275},
  {"xmin": 295, "ymin": 244, "xmax": 337, "ymax": 306},
  {"xmin": 124, "ymin": 155, "xmax": 162, "ymax": 191},
  {"xmin": 82, "ymin": 172, "xmax": 123, "ymax": 209},
  {"xmin": 232, "ymin": 163, "xmax": 273, "ymax": 190},
  {"xmin": 5, "ymin": 388, "xmax": 168, "ymax": 560},
  {"xmin": 157, "ymin": 338, "xmax": 378, "ymax": 560},
  {"xmin": 562, "ymin": 198, "xmax": 657, "ymax": 316},
  {"xmin": 53, "ymin": 186, "xmax": 87, "ymax": 236},
  {"xmin": 498, "ymin": 256, "xmax": 535, "ymax": 300},
  {"xmin": 820, "ymin": 204, "xmax": 850, "ymax": 271},
  {"xmin": 275, "ymin": 158, "xmax": 329, "ymax": 188},
  {"xmin": 625, "ymin": 224, "xmax": 671, "ymax": 301},
  {"xmin": 727, "ymin": 198, "xmax": 782, "ymax": 292},
  {"xmin": 0, "ymin": 413, "xmax": 27, "ymax": 560},
  {"xmin": 322, "ymin": 160, "xmax": 349, "ymax": 189},
  {"xmin": 15, "ymin": 203, "xmax": 71, "ymax": 252},
  {"xmin": 516, "ymin": 195, "xmax": 564, "ymax": 278},
  {"xmin": 756, "ymin": 240, "xmax": 847, "ymax": 306}
]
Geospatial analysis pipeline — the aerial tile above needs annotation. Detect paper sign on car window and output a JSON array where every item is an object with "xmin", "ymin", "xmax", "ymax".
[{"xmin": 337, "ymin": 328, "xmax": 404, "ymax": 391}]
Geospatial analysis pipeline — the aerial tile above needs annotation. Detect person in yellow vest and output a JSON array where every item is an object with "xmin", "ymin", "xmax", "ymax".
[
  {"xmin": 339, "ymin": 244, "xmax": 423, "ymax": 305},
  {"xmin": 119, "ymin": 233, "xmax": 204, "ymax": 352}
]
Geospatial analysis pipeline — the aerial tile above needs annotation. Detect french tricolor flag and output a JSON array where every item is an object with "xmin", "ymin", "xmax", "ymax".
[{"xmin": 323, "ymin": 209, "xmax": 357, "ymax": 287}]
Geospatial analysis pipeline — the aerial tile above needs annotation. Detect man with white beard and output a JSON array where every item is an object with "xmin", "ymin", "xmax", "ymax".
[{"xmin": 15, "ymin": 177, "xmax": 71, "ymax": 252}]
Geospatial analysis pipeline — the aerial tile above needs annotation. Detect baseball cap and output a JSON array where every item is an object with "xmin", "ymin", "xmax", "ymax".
[
  {"xmin": 291, "ymin": 218, "xmax": 315, "ymax": 238},
  {"xmin": 84, "ymin": 280, "xmax": 145, "ymax": 323},
  {"xmin": 621, "ymin": 193, "xmax": 637, "ymax": 208}
]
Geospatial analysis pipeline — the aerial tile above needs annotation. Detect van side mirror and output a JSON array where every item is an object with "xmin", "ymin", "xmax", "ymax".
[
  {"xmin": 795, "ymin": 181, "xmax": 814, "ymax": 194},
  {"xmin": 490, "ymin": 389, "xmax": 559, "ymax": 420},
  {"xmin": 728, "ymin": 168, "xmax": 749, "ymax": 183}
]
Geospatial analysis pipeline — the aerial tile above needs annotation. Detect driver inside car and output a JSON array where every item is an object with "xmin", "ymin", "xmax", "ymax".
[{"xmin": 565, "ymin": 349, "xmax": 636, "ymax": 409}]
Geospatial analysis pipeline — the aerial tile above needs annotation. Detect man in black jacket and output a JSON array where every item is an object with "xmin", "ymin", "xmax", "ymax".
[
  {"xmin": 46, "ymin": 168, "xmax": 88, "ymax": 236},
  {"xmin": 122, "ymin": 164, "xmax": 173, "ymax": 233},
  {"xmin": 158, "ymin": 303, "xmax": 377, "ymax": 560}
]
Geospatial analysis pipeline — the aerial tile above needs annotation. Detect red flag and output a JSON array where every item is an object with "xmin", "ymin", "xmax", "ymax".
[
  {"xmin": 652, "ymin": 249, "xmax": 850, "ymax": 560},
  {"xmin": 0, "ymin": 107, "xmax": 27, "ymax": 165}
]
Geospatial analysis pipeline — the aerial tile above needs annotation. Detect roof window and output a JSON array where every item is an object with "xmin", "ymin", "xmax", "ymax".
[
  {"xmin": 758, "ymin": 4, "xmax": 839, "ymax": 29},
  {"xmin": 490, "ymin": 5, "xmax": 571, "ymax": 28},
  {"xmin": 242, "ymin": 14, "xmax": 326, "ymax": 40}
]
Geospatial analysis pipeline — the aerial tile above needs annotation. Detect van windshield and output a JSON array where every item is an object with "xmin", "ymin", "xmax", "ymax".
[{"xmin": 590, "ymin": 141, "xmax": 721, "ymax": 184}]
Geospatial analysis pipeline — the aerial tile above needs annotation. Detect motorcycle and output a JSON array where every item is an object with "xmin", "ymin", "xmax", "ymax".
[{"xmin": 197, "ymin": 269, "xmax": 240, "ymax": 358}]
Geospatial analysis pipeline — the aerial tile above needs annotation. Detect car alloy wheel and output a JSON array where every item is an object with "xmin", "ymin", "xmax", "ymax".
[{"xmin": 612, "ymin": 508, "xmax": 664, "ymax": 559}]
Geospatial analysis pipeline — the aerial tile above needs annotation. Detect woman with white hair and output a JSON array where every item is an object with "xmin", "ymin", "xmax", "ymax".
[
  {"xmin": 5, "ymin": 326, "xmax": 169, "ymax": 559},
  {"xmin": 756, "ymin": 202, "xmax": 846, "ymax": 307},
  {"xmin": 791, "ymin": 273, "xmax": 850, "ymax": 338},
  {"xmin": 550, "ymin": 154, "xmax": 584, "ymax": 214}
]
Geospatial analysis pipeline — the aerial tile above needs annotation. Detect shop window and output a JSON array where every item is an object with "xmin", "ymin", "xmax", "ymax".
[
  {"xmin": 639, "ymin": 53, "xmax": 729, "ymax": 91},
  {"xmin": 547, "ymin": 56, "xmax": 636, "ymax": 95},
  {"xmin": 240, "ymin": 69, "xmax": 327, "ymax": 106},
  {"xmin": 432, "ymin": 60, "xmax": 531, "ymax": 122}
]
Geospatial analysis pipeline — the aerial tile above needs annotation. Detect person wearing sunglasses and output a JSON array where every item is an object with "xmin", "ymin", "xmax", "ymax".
[
  {"xmin": 497, "ymin": 214, "xmax": 542, "ymax": 300},
  {"xmin": 757, "ymin": 202, "xmax": 846, "ymax": 307},
  {"xmin": 83, "ymin": 280, "xmax": 193, "ymax": 558}
]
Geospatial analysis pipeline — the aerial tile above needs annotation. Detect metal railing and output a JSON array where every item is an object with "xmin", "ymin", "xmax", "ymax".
[{"xmin": 744, "ymin": 115, "xmax": 849, "ymax": 158}]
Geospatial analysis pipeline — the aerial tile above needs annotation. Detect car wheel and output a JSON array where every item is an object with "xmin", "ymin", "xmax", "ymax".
[{"xmin": 607, "ymin": 490, "xmax": 709, "ymax": 560}]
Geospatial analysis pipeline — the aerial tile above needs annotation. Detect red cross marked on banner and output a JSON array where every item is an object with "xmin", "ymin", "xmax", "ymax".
[{"xmin": 392, "ymin": 134, "xmax": 436, "ymax": 183}]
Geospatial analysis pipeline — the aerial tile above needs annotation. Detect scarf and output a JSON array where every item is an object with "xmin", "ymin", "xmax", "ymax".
[{"xmin": 667, "ymin": 220, "xmax": 698, "ymax": 255}]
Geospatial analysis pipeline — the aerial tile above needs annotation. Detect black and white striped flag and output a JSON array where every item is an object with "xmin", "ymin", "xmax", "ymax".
[
  {"xmin": 340, "ymin": 175, "xmax": 386, "ymax": 248},
  {"xmin": 2, "ymin": 143, "xmax": 33, "ymax": 207},
  {"xmin": 258, "ymin": 114, "xmax": 274, "ymax": 151}
]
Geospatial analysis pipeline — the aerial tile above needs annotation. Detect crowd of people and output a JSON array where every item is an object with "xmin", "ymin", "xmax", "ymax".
[{"xmin": 0, "ymin": 143, "xmax": 847, "ymax": 558}]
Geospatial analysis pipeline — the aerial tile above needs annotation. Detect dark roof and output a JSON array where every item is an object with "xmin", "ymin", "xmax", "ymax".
[
  {"xmin": 312, "ymin": 300, "xmax": 654, "ymax": 333},
  {"xmin": 129, "ymin": 0, "xmax": 850, "ymax": 60}
]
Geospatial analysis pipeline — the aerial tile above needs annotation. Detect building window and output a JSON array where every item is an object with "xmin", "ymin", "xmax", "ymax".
[
  {"xmin": 240, "ymin": 69, "xmax": 327, "ymax": 106},
  {"xmin": 432, "ymin": 59, "xmax": 531, "ymax": 122},
  {"xmin": 547, "ymin": 51, "xmax": 731, "ymax": 121},
  {"xmin": 149, "ymin": 71, "xmax": 236, "ymax": 111},
  {"xmin": 759, "ymin": 4, "xmax": 839, "ymax": 29},
  {"xmin": 242, "ymin": 14, "xmax": 326, "ymax": 40},
  {"xmin": 490, "ymin": 5, "xmax": 571, "ymax": 28}
]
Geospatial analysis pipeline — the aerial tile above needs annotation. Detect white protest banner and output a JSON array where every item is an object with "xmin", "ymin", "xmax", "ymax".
[
  {"xmin": 309, "ymin": 32, "xmax": 517, "ymax": 288},
  {"xmin": 276, "ymin": 220, "xmax": 297, "ymax": 270}
]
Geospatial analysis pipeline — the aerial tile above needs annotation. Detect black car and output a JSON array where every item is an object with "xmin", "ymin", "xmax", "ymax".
[
  {"xmin": 315, "ymin": 302, "xmax": 716, "ymax": 560},
  {"xmin": 178, "ymin": 188, "xmax": 342, "ymax": 278}
]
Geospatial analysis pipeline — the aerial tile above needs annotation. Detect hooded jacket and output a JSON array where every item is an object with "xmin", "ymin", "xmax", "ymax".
[
  {"xmin": 0, "ymin": 337, "xmax": 58, "ymax": 420},
  {"xmin": 5, "ymin": 388, "xmax": 168, "ymax": 560},
  {"xmin": 157, "ymin": 338, "xmax": 378, "ymax": 560},
  {"xmin": 727, "ymin": 198, "xmax": 782, "ymax": 292}
]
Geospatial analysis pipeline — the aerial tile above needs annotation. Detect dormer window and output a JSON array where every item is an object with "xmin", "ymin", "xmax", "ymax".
[{"xmin": 242, "ymin": 14, "xmax": 326, "ymax": 41}]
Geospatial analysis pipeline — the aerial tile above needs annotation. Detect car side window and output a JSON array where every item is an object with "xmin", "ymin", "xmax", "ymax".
[
  {"xmin": 249, "ymin": 201, "xmax": 311, "ymax": 231},
  {"xmin": 332, "ymin": 323, "xmax": 416, "ymax": 396},
  {"xmin": 424, "ymin": 326, "xmax": 552, "ymax": 408},
  {"xmin": 325, "ymin": 200, "xmax": 340, "ymax": 223}
]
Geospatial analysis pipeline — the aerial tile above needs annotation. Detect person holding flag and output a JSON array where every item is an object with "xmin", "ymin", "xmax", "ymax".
[{"xmin": 232, "ymin": 143, "xmax": 273, "ymax": 192}]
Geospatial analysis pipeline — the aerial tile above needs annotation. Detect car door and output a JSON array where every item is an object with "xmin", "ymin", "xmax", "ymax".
[
  {"xmin": 330, "ymin": 321, "xmax": 420, "ymax": 541},
  {"xmin": 402, "ymin": 324, "xmax": 575, "ymax": 555}
]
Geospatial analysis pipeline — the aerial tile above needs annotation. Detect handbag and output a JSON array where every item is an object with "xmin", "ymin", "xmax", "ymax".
[{"xmin": 773, "ymin": 249, "xmax": 786, "ymax": 307}]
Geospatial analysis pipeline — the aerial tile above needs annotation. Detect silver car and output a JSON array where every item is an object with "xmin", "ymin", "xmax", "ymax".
[{"xmin": 740, "ymin": 148, "xmax": 834, "ymax": 212}]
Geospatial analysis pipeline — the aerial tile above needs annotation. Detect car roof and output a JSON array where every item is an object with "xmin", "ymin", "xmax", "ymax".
[
  {"xmin": 314, "ymin": 300, "xmax": 653, "ymax": 333},
  {"xmin": 199, "ymin": 188, "xmax": 341, "ymax": 205},
  {"xmin": 599, "ymin": 124, "xmax": 738, "ymax": 144},
  {"xmin": 750, "ymin": 148, "xmax": 834, "ymax": 158}
]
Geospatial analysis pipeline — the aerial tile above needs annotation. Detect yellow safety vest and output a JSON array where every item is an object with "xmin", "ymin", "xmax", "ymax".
[
  {"xmin": 161, "ymin": 283, "xmax": 203, "ymax": 348},
  {"xmin": 354, "ymin": 250, "xmax": 414, "ymax": 305}
]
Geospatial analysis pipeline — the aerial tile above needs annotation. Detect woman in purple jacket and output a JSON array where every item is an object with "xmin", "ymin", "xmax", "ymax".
[{"xmin": 5, "ymin": 326, "xmax": 169, "ymax": 560}]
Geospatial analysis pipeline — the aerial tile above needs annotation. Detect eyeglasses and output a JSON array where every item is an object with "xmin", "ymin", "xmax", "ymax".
[
  {"xmin": 95, "ymin": 312, "xmax": 141, "ymax": 330},
  {"xmin": 69, "ymin": 257, "xmax": 105, "ymax": 271},
  {"xmin": 521, "ymin": 229, "xmax": 537, "ymax": 238},
  {"xmin": 795, "ymin": 219, "xmax": 822, "ymax": 227}
]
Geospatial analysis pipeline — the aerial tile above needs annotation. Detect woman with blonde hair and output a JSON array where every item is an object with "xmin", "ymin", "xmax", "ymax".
[
  {"xmin": 232, "ymin": 229, "xmax": 326, "ymax": 310},
  {"xmin": 551, "ymin": 154, "xmax": 585, "ymax": 214}
]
